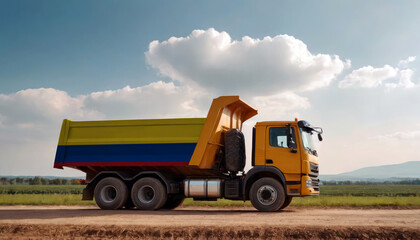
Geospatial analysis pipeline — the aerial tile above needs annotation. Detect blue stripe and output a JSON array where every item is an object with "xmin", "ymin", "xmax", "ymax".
[{"xmin": 54, "ymin": 143, "xmax": 196, "ymax": 164}]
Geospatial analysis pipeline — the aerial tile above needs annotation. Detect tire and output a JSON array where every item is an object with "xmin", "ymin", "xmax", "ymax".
[
  {"xmin": 225, "ymin": 129, "xmax": 246, "ymax": 172},
  {"xmin": 278, "ymin": 196, "xmax": 293, "ymax": 210},
  {"xmin": 94, "ymin": 177, "xmax": 128, "ymax": 210},
  {"xmin": 161, "ymin": 194, "xmax": 185, "ymax": 210},
  {"xmin": 249, "ymin": 177, "xmax": 285, "ymax": 212},
  {"xmin": 131, "ymin": 177, "xmax": 167, "ymax": 210}
]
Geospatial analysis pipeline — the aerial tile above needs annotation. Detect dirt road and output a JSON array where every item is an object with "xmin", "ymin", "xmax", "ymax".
[{"xmin": 0, "ymin": 206, "xmax": 419, "ymax": 239}]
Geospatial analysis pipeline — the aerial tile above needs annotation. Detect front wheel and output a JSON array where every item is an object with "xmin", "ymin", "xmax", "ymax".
[
  {"xmin": 131, "ymin": 177, "xmax": 167, "ymax": 210},
  {"xmin": 249, "ymin": 177, "xmax": 285, "ymax": 212}
]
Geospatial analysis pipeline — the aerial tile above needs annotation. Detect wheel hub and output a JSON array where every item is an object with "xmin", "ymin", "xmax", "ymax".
[
  {"xmin": 138, "ymin": 185, "xmax": 155, "ymax": 203},
  {"xmin": 257, "ymin": 185, "xmax": 277, "ymax": 205},
  {"xmin": 100, "ymin": 185, "xmax": 117, "ymax": 203}
]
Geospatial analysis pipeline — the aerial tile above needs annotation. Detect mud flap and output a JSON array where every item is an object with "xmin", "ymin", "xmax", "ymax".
[{"xmin": 82, "ymin": 187, "xmax": 94, "ymax": 200}]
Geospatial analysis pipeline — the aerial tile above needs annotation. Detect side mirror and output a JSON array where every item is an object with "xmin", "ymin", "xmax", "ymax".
[
  {"xmin": 285, "ymin": 124, "xmax": 295, "ymax": 148},
  {"xmin": 318, "ymin": 134, "xmax": 323, "ymax": 141}
]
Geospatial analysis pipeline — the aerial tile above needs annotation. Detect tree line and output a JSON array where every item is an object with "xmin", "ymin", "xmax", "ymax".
[
  {"xmin": 321, "ymin": 179, "xmax": 420, "ymax": 185},
  {"xmin": 0, "ymin": 177, "xmax": 82, "ymax": 185}
]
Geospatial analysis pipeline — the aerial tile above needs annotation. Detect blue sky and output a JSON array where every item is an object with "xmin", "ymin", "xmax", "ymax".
[
  {"xmin": 2, "ymin": 1, "xmax": 419, "ymax": 94},
  {"xmin": 0, "ymin": 1, "xmax": 419, "ymax": 176}
]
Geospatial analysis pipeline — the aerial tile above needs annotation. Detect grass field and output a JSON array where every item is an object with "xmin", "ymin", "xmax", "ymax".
[
  {"xmin": 0, "ymin": 194, "xmax": 95, "ymax": 205},
  {"xmin": 0, "ymin": 185, "xmax": 419, "ymax": 207},
  {"xmin": 320, "ymin": 185, "xmax": 420, "ymax": 197},
  {"xmin": 0, "ymin": 185, "xmax": 84, "ymax": 194}
]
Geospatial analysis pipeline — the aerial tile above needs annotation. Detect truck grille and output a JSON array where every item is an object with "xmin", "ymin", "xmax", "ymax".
[
  {"xmin": 310, "ymin": 178, "xmax": 319, "ymax": 191},
  {"xmin": 309, "ymin": 162, "xmax": 319, "ymax": 176},
  {"xmin": 309, "ymin": 162, "xmax": 319, "ymax": 191}
]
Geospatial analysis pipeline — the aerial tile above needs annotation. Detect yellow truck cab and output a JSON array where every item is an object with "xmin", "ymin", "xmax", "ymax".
[
  {"xmin": 253, "ymin": 121, "xmax": 321, "ymax": 198},
  {"xmin": 54, "ymin": 96, "xmax": 322, "ymax": 212}
]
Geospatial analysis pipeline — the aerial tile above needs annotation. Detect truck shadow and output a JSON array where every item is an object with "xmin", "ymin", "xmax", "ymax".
[{"xmin": 0, "ymin": 208, "xmax": 295, "ymax": 220}]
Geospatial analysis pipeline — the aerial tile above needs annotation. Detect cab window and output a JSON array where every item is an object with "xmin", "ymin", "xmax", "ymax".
[{"xmin": 269, "ymin": 127, "xmax": 297, "ymax": 148}]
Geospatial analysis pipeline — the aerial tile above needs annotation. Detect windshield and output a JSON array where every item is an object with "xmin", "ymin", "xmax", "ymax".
[{"xmin": 300, "ymin": 129, "xmax": 316, "ymax": 153}]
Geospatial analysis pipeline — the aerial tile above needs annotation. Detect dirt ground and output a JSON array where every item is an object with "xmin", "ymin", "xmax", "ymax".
[{"xmin": 0, "ymin": 206, "xmax": 419, "ymax": 239}]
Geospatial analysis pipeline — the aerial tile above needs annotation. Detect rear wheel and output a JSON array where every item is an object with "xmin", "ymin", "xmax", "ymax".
[
  {"xmin": 131, "ymin": 177, "xmax": 167, "ymax": 210},
  {"xmin": 278, "ymin": 196, "xmax": 293, "ymax": 210},
  {"xmin": 161, "ymin": 194, "xmax": 184, "ymax": 210},
  {"xmin": 250, "ymin": 177, "xmax": 285, "ymax": 212},
  {"xmin": 94, "ymin": 177, "xmax": 128, "ymax": 210}
]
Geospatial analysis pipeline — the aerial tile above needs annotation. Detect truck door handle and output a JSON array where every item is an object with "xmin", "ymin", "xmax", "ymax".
[
  {"xmin": 265, "ymin": 159, "xmax": 273, "ymax": 164},
  {"xmin": 290, "ymin": 149, "xmax": 297, "ymax": 153}
]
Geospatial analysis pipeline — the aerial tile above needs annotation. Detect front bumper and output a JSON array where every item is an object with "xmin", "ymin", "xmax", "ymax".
[{"xmin": 301, "ymin": 175, "xmax": 320, "ymax": 196}]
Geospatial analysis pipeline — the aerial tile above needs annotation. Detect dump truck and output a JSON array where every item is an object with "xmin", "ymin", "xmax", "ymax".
[{"xmin": 54, "ymin": 96, "xmax": 322, "ymax": 212}]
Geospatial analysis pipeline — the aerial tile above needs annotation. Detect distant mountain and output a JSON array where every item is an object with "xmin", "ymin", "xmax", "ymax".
[{"xmin": 321, "ymin": 161, "xmax": 420, "ymax": 181}]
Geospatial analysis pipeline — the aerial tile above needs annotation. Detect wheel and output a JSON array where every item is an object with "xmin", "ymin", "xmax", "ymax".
[
  {"xmin": 131, "ymin": 177, "xmax": 167, "ymax": 210},
  {"xmin": 249, "ymin": 177, "xmax": 285, "ymax": 212},
  {"xmin": 94, "ymin": 177, "xmax": 128, "ymax": 210},
  {"xmin": 161, "ymin": 194, "xmax": 185, "ymax": 210},
  {"xmin": 278, "ymin": 196, "xmax": 293, "ymax": 210}
]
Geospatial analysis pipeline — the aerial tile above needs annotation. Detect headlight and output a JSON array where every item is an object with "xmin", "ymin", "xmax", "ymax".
[{"xmin": 306, "ymin": 180, "xmax": 312, "ymax": 187}]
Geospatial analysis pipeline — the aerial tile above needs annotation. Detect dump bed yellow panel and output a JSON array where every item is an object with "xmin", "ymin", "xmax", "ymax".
[
  {"xmin": 58, "ymin": 118, "xmax": 206, "ymax": 145},
  {"xmin": 189, "ymin": 96, "xmax": 258, "ymax": 169}
]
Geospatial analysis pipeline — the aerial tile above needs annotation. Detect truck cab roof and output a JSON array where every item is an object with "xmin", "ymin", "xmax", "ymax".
[{"xmin": 255, "ymin": 121, "xmax": 298, "ymax": 126}]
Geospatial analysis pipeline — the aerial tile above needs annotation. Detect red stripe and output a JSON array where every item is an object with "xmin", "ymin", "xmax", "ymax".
[{"xmin": 54, "ymin": 161, "xmax": 189, "ymax": 168}]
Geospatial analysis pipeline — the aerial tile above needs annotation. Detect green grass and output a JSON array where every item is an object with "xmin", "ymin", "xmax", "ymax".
[
  {"xmin": 0, "ymin": 185, "xmax": 85, "ymax": 194},
  {"xmin": 0, "ymin": 185, "xmax": 419, "ymax": 207},
  {"xmin": 320, "ymin": 185, "xmax": 420, "ymax": 197},
  {"xmin": 0, "ymin": 194, "xmax": 94, "ymax": 205}
]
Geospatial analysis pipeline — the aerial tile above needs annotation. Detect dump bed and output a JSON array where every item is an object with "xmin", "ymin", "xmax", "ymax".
[
  {"xmin": 54, "ymin": 96, "xmax": 257, "ymax": 174},
  {"xmin": 54, "ymin": 118, "xmax": 206, "ymax": 169}
]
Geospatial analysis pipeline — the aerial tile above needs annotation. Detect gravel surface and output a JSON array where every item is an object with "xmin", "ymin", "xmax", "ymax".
[{"xmin": 0, "ymin": 206, "xmax": 419, "ymax": 239}]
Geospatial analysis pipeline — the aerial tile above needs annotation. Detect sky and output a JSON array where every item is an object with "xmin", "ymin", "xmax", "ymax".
[{"xmin": 0, "ymin": 0, "xmax": 419, "ymax": 176}]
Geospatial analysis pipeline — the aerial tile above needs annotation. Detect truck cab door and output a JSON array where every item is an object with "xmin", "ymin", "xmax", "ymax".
[{"xmin": 265, "ymin": 126, "xmax": 301, "ymax": 174}]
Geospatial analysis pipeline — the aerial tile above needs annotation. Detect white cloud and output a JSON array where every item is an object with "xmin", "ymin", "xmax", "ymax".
[
  {"xmin": 0, "ymin": 88, "xmax": 98, "ymax": 143},
  {"xmin": 83, "ymin": 81, "xmax": 208, "ymax": 119},
  {"xmin": 339, "ymin": 57, "xmax": 417, "ymax": 89},
  {"xmin": 384, "ymin": 69, "xmax": 415, "ymax": 89},
  {"xmin": 252, "ymin": 92, "xmax": 310, "ymax": 119},
  {"xmin": 146, "ymin": 28, "xmax": 347, "ymax": 95},
  {"xmin": 0, "ymin": 82, "xmax": 207, "ymax": 130},
  {"xmin": 0, "ymin": 88, "xmax": 91, "ymax": 127},
  {"xmin": 397, "ymin": 69, "xmax": 415, "ymax": 88},
  {"xmin": 398, "ymin": 56, "xmax": 416, "ymax": 68},
  {"xmin": 339, "ymin": 65, "xmax": 398, "ymax": 88}
]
